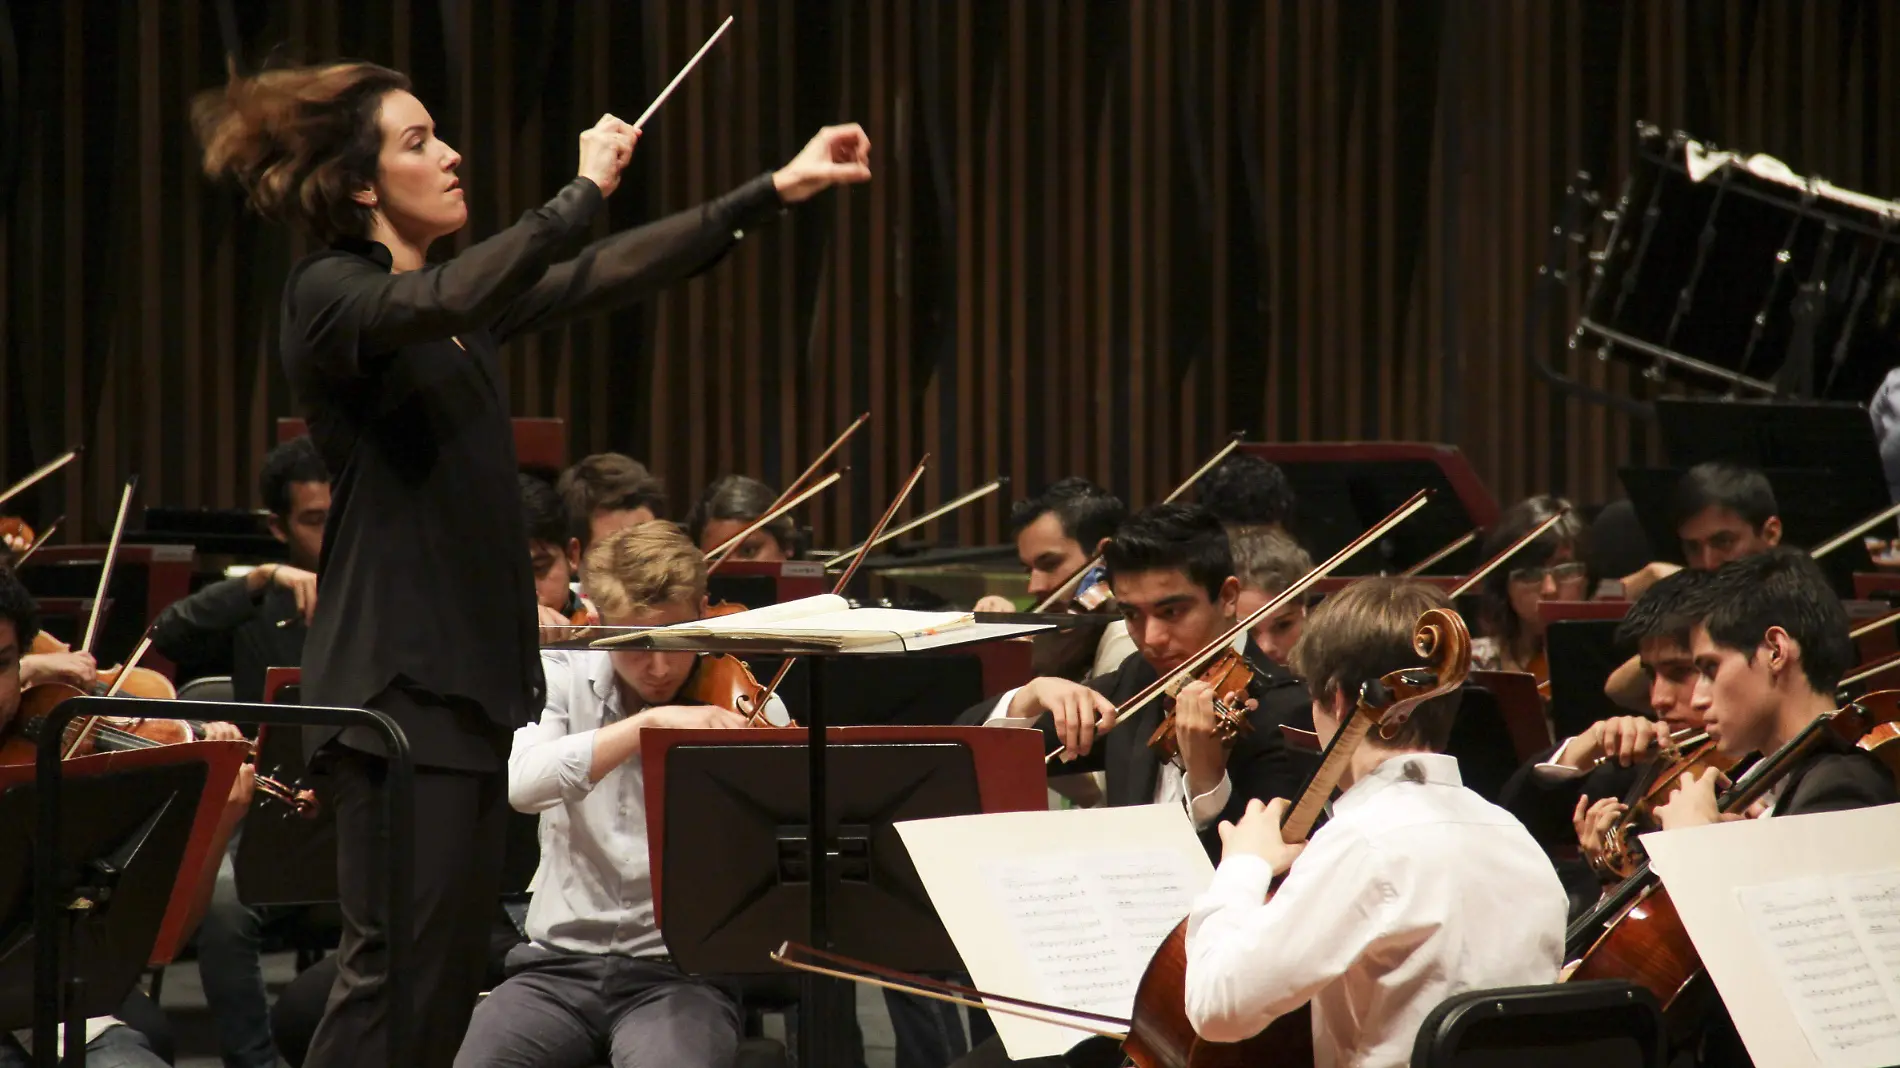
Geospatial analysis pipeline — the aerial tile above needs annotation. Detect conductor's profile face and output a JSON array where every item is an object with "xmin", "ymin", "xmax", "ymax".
[
  {"xmin": 353, "ymin": 90, "xmax": 468, "ymax": 244},
  {"xmin": 605, "ymin": 599, "xmax": 705, "ymax": 707}
]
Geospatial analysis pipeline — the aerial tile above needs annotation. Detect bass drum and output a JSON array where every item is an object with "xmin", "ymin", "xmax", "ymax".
[{"xmin": 1574, "ymin": 125, "xmax": 1900, "ymax": 402}]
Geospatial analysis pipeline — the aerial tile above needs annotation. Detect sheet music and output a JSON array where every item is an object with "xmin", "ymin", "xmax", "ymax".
[
  {"xmin": 979, "ymin": 849, "xmax": 1202, "ymax": 1019},
  {"xmin": 1736, "ymin": 870, "xmax": 1900, "ymax": 1068},
  {"xmin": 897, "ymin": 803, "xmax": 1215, "ymax": 1060}
]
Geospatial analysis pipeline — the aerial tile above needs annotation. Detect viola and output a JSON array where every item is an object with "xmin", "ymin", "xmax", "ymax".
[
  {"xmin": 0, "ymin": 516, "xmax": 35, "ymax": 555},
  {"xmin": 1146, "ymin": 648, "xmax": 1258, "ymax": 764}
]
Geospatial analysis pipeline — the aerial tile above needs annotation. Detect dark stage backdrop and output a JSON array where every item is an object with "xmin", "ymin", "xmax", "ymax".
[{"xmin": 5, "ymin": 1, "xmax": 1899, "ymax": 547}]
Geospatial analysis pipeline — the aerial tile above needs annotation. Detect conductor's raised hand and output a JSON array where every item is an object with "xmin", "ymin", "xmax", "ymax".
[
  {"xmin": 773, "ymin": 124, "xmax": 873, "ymax": 204},
  {"xmin": 578, "ymin": 114, "xmax": 640, "ymax": 198}
]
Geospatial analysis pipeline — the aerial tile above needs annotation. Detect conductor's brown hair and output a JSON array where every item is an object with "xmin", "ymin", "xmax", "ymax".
[
  {"xmin": 1289, "ymin": 577, "xmax": 1461, "ymax": 751},
  {"xmin": 193, "ymin": 62, "xmax": 411, "ymax": 244}
]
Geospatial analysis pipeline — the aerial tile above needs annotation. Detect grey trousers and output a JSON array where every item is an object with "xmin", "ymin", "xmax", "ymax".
[{"xmin": 453, "ymin": 944, "xmax": 741, "ymax": 1068}]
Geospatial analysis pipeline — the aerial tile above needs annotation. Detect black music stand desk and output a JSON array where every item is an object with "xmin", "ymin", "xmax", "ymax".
[{"xmin": 581, "ymin": 622, "xmax": 1048, "ymax": 1068}]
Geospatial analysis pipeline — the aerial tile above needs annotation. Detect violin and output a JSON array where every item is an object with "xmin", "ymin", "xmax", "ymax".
[
  {"xmin": 1564, "ymin": 705, "xmax": 1871, "ymax": 1011},
  {"xmin": 1147, "ymin": 648, "xmax": 1257, "ymax": 764},
  {"xmin": 1587, "ymin": 730, "xmax": 1743, "ymax": 881},
  {"xmin": 681, "ymin": 652, "xmax": 775, "ymax": 728},
  {"xmin": 1, "ymin": 516, "xmax": 35, "ymax": 556}
]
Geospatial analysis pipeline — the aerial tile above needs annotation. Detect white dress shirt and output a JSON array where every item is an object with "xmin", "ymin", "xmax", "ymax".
[
  {"xmin": 983, "ymin": 635, "xmax": 1247, "ymax": 829},
  {"xmin": 1184, "ymin": 753, "xmax": 1566, "ymax": 1068},
  {"xmin": 509, "ymin": 648, "xmax": 787, "ymax": 956}
]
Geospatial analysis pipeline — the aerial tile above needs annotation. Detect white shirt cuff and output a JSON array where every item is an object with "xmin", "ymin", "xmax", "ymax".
[
  {"xmin": 1205, "ymin": 853, "xmax": 1275, "ymax": 907},
  {"xmin": 982, "ymin": 687, "xmax": 1025, "ymax": 724},
  {"xmin": 1187, "ymin": 772, "xmax": 1233, "ymax": 830},
  {"xmin": 1531, "ymin": 735, "xmax": 1587, "ymax": 782}
]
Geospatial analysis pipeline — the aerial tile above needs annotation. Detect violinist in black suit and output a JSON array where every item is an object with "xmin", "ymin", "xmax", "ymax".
[{"xmin": 968, "ymin": 503, "xmax": 1308, "ymax": 859}]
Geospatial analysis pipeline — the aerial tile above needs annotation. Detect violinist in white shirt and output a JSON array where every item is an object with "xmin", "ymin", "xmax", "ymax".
[{"xmin": 1183, "ymin": 578, "xmax": 1567, "ymax": 1068}]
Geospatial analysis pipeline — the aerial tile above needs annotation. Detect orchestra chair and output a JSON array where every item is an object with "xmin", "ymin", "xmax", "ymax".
[
  {"xmin": 1410, "ymin": 980, "xmax": 1664, "ymax": 1068},
  {"xmin": 176, "ymin": 675, "xmax": 236, "ymax": 703}
]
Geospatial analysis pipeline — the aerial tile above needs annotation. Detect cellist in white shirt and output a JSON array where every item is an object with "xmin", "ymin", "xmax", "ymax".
[{"xmin": 1183, "ymin": 578, "xmax": 1568, "ymax": 1068}]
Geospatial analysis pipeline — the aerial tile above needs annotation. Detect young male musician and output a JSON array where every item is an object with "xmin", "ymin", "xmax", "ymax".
[
  {"xmin": 1195, "ymin": 453, "xmax": 1296, "ymax": 540},
  {"xmin": 972, "ymin": 478, "xmax": 1135, "ymax": 680},
  {"xmin": 555, "ymin": 453, "xmax": 668, "ymax": 581},
  {"xmin": 973, "ymin": 503, "xmax": 1307, "ymax": 857},
  {"xmin": 1606, "ymin": 462, "xmax": 1783, "ymax": 709},
  {"xmin": 1183, "ymin": 578, "xmax": 1567, "ymax": 1063},
  {"xmin": 1647, "ymin": 548, "xmax": 1897, "ymax": 1068},
  {"xmin": 1499, "ymin": 570, "xmax": 1711, "ymax": 905},
  {"xmin": 150, "ymin": 435, "xmax": 328, "ymax": 705},
  {"xmin": 522, "ymin": 473, "xmax": 589, "ymax": 623},
  {"xmin": 456, "ymin": 522, "xmax": 786, "ymax": 1068}
]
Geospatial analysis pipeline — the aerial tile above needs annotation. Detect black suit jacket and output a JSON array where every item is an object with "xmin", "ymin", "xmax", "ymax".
[
  {"xmin": 964, "ymin": 645, "xmax": 1311, "ymax": 860},
  {"xmin": 1498, "ymin": 739, "xmax": 1647, "ymax": 853}
]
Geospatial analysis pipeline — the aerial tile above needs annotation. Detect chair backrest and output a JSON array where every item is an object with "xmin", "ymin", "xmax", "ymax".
[
  {"xmin": 1444, "ymin": 684, "xmax": 1525, "ymax": 803},
  {"xmin": 1411, "ymin": 980, "xmax": 1665, "ymax": 1068},
  {"xmin": 176, "ymin": 675, "xmax": 235, "ymax": 703}
]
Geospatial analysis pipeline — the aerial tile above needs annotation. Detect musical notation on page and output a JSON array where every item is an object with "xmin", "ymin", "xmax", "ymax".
[{"xmin": 1736, "ymin": 870, "xmax": 1900, "ymax": 1068}]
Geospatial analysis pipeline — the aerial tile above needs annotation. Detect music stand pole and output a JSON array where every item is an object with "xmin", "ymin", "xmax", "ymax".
[{"xmin": 801, "ymin": 663, "xmax": 840, "ymax": 1068}]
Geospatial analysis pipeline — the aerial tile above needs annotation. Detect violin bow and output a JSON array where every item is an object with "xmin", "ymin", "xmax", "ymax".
[
  {"xmin": 9, "ymin": 515, "xmax": 62, "ymax": 568},
  {"xmin": 757, "ymin": 457, "xmax": 929, "ymax": 707},
  {"xmin": 81, "ymin": 476, "xmax": 138, "ymax": 656},
  {"xmin": 63, "ymin": 630, "xmax": 157, "ymax": 759},
  {"xmin": 1812, "ymin": 501, "xmax": 1900, "ymax": 559},
  {"xmin": 1030, "ymin": 435, "xmax": 1245, "ymax": 613},
  {"xmin": 1401, "ymin": 529, "xmax": 1478, "ymax": 577},
  {"xmin": 1045, "ymin": 489, "xmax": 1434, "ymax": 763},
  {"xmin": 823, "ymin": 476, "xmax": 1007, "ymax": 571},
  {"xmin": 0, "ymin": 445, "xmax": 82, "ymax": 513},
  {"xmin": 770, "ymin": 413, "xmax": 871, "ymax": 513},
  {"xmin": 1851, "ymin": 608, "xmax": 1900, "ymax": 641},
  {"xmin": 704, "ymin": 470, "xmax": 846, "ymax": 571},
  {"xmin": 1446, "ymin": 509, "xmax": 1571, "ymax": 599},
  {"xmin": 630, "ymin": 15, "xmax": 735, "ymax": 131},
  {"xmin": 771, "ymin": 942, "xmax": 1131, "ymax": 1039}
]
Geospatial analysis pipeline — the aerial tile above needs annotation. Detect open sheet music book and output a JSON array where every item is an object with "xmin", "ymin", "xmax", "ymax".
[{"xmin": 589, "ymin": 594, "xmax": 973, "ymax": 650}]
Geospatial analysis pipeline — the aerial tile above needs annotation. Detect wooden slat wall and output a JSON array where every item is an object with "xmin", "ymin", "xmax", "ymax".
[{"xmin": 5, "ymin": 0, "xmax": 1898, "ymax": 545}]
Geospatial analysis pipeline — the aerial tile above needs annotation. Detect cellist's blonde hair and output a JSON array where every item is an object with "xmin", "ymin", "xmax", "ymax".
[{"xmin": 581, "ymin": 522, "xmax": 706, "ymax": 619}]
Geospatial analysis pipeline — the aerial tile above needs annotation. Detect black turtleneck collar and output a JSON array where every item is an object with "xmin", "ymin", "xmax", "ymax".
[{"xmin": 330, "ymin": 235, "xmax": 395, "ymax": 271}]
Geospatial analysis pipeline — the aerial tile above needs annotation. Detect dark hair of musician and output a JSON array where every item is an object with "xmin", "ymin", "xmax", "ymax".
[
  {"xmin": 685, "ymin": 475, "xmax": 794, "ymax": 556},
  {"xmin": 1102, "ymin": 503, "xmax": 1232, "ymax": 603},
  {"xmin": 556, "ymin": 453, "xmax": 668, "ymax": 549},
  {"xmin": 1692, "ymin": 547, "xmax": 1852, "ymax": 693},
  {"xmin": 193, "ymin": 62, "xmax": 413, "ymax": 244},
  {"xmin": 1197, "ymin": 454, "xmax": 1296, "ymax": 530},
  {"xmin": 519, "ymin": 473, "xmax": 566, "ymax": 547},
  {"xmin": 0, "ymin": 567, "xmax": 40, "ymax": 654},
  {"xmin": 1477, "ymin": 495, "xmax": 1590, "ymax": 647},
  {"xmin": 260, "ymin": 436, "xmax": 330, "ymax": 519},
  {"xmin": 1290, "ymin": 577, "xmax": 1459, "ymax": 751},
  {"xmin": 1009, "ymin": 478, "xmax": 1126, "ymax": 552},
  {"xmin": 1614, "ymin": 568, "xmax": 1712, "ymax": 650},
  {"xmin": 1671, "ymin": 462, "xmax": 1778, "ymax": 532}
]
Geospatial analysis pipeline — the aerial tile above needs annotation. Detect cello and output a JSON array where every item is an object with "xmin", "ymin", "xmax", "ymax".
[{"xmin": 769, "ymin": 607, "xmax": 1472, "ymax": 1068}]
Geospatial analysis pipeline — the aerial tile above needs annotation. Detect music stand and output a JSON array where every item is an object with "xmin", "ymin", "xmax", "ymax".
[
  {"xmin": 706, "ymin": 560, "xmax": 830, "ymax": 609},
  {"xmin": 1619, "ymin": 466, "xmax": 1879, "ymax": 596},
  {"xmin": 26, "ymin": 696, "xmax": 415, "ymax": 1067},
  {"xmin": 0, "ymin": 751, "xmax": 217, "ymax": 1066},
  {"xmin": 1238, "ymin": 443, "xmax": 1499, "ymax": 575},
  {"xmin": 1654, "ymin": 399, "xmax": 1886, "ymax": 497},
  {"xmin": 1545, "ymin": 621, "xmax": 1628, "ymax": 740},
  {"xmin": 595, "ymin": 622, "xmax": 1048, "ymax": 1068}
]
